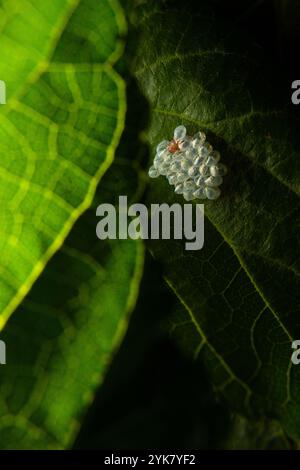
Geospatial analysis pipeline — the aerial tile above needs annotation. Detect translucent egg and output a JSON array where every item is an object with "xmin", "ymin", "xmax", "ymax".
[
  {"xmin": 179, "ymin": 138, "xmax": 191, "ymax": 151},
  {"xmin": 153, "ymin": 155, "xmax": 163, "ymax": 169},
  {"xmin": 168, "ymin": 174, "xmax": 177, "ymax": 185},
  {"xmin": 205, "ymin": 186, "xmax": 221, "ymax": 200},
  {"xmin": 181, "ymin": 160, "xmax": 191, "ymax": 171},
  {"xmin": 199, "ymin": 164, "xmax": 210, "ymax": 176},
  {"xmin": 193, "ymin": 187, "xmax": 206, "ymax": 199},
  {"xmin": 195, "ymin": 176, "xmax": 206, "ymax": 187},
  {"xmin": 174, "ymin": 125, "xmax": 187, "ymax": 140},
  {"xmin": 156, "ymin": 140, "xmax": 169, "ymax": 156},
  {"xmin": 193, "ymin": 156, "xmax": 204, "ymax": 166},
  {"xmin": 193, "ymin": 131, "xmax": 206, "ymax": 143},
  {"xmin": 203, "ymin": 142, "xmax": 213, "ymax": 153},
  {"xmin": 148, "ymin": 166, "xmax": 159, "ymax": 178},
  {"xmin": 183, "ymin": 190, "xmax": 195, "ymax": 201},
  {"xmin": 170, "ymin": 161, "xmax": 181, "ymax": 173},
  {"xmin": 176, "ymin": 172, "xmax": 188, "ymax": 183},
  {"xmin": 205, "ymin": 175, "xmax": 223, "ymax": 187},
  {"xmin": 191, "ymin": 138, "xmax": 201, "ymax": 149},
  {"xmin": 211, "ymin": 150, "xmax": 220, "ymax": 163},
  {"xmin": 199, "ymin": 146, "xmax": 210, "ymax": 158},
  {"xmin": 188, "ymin": 166, "xmax": 199, "ymax": 178},
  {"xmin": 175, "ymin": 183, "xmax": 184, "ymax": 194},
  {"xmin": 206, "ymin": 156, "xmax": 217, "ymax": 166},
  {"xmin": 210, "ymin": 163, "xmax": 227, "ymax": 176},
  {"xmin": 183, "ymin": 180, "xmax": 197, "ymax": 192}
]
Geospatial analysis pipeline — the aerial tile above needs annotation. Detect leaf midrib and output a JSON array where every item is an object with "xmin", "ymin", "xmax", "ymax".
[{"xmin": 162, "ymin": 237, "xmax": 293, "ymax": 411}]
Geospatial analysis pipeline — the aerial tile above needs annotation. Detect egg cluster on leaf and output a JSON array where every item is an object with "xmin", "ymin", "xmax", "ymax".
[{"xmin": 148, "ymin": 126, "xmax": 227, "ymax": 200}]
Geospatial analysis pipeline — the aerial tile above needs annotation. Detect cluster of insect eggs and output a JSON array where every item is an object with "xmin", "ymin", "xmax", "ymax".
[{"xmin": 148, "ymin": 125, "xmax": 227, "ymax": 200}]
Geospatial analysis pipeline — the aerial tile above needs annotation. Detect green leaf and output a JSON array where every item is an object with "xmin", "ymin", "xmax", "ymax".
[
  {"xmin": 0, "ymin": 0, "xmax": 147, "ymax": 450},
  {"xmin": 0, "ymin": 91, "xmax": 146, "ymax": 450},
  {"xmin": 0, "ymin": 193, "xmax": 144, "ymax": 450},
  {"xmin": 0, "ymin": 0, "xmax": 126, "ymax": 328},
  {"xmin": 74, "ymin": 253, "xmax": 232, "ymax": 450},
  {"xmin": 132, "ymin": 1, "xmax": 300, "ymax": 440}
]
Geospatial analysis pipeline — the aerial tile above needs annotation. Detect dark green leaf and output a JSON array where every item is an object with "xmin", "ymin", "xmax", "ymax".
[{"xmin": 132, "ymin": 0, "xmax": 300, "ymax": 440}]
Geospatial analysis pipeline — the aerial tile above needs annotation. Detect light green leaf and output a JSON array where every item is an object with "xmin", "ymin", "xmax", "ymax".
[
  {"xmin": 132, "ymin": 1, "xmax": 300, "ymax": 440},
  {"xmin": 0, "ymin": 91, "xmax": 146, "ymax": 449},
  {"xmin": 0, "ymin": 200, "xmax": 144, "ymax": 449},
  {"xmin": 0, "ymin": 0, "xmax": 126, "ymax": 328},
  {"xmin": 0, "ymin": 0, "xmax": 147, "ymax": 450}
]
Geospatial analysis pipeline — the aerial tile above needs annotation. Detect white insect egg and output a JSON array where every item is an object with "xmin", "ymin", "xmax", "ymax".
[
  {"xmin": 174, "ymin": 125, "xmax": 187, "ymax": 140},
  {"xmin": 183, "ymin": 191, "xmax": 195, "ymax": 201},
  {"xmin": 206, "ymin": 156, "xmax": 217, "ymax": 167},
  {"xmin": 183, "ymin": 180, "xmax": 197, "ymax": 192},
  {"xmin": 214, "ymin": 163, "xmax": 228, "ymax": 176},
  {"xmin": 188, "ymin": 166, "xmax": 199, "ymax": 178},
  {"xmin": 205, "ymin": 186, "xmax": 221, "ymax": 200},
  {"xmin": 168, "ymin": 174, "xmax": 177, "ymax": 185},
  {"xmin": 193, "ymin": 156, "xmax": 204, "ymax": 166},
  {"xmin": 193, "ymin": 187, "xmax": 206, "ymax": 198},
  {"xmin": 176, "ymin": 172, "xmax": 188, "ymax": 183},
  {"xmin": 148, "ymin": 126, "xmax": 227, "ymax": 201},
  {"xmin": 199, "ymin": 146, "xmax": 210, "ymax": 158},
  {"xmin": 175, "ymin": 183, "xmax": 184, "ymax": 194},
  {"xmin": 205, "ymin": 175, "xmax": 223, "ymax": 187},
  {"xmin": 170, "ymin": 161, "xmax": 181, "ymax": 172},
  {"xmin": 179, "ymin": 141, "xmax": 190, "ymax": 152},
  {"xmin": 156, "ymin": 140, "xmax": 169, "ymax": 156},
  {"xmin": 193, "ymin": 131, "xmax": 206, "ymax": 143},
  {"xmin": 192, "ymin": 138, "xmax": 201, "ymax": 149},
  {"xmin": 203, "ymin": 142, "xmax": 213, "ymax": 153},
  {"xmin": 211, "ymin": 150, "xmax": 220, "ymax": 163},
  {"xmin": 195, "ymin": 176, "xmax": 206, "ymax": 187},
  {"xmin": 148, "ymin": 166, "xmax": 159, "ymax": 178},
  {"xmin": 199, "ymin": 164, "xmax": 210, "ymax": 176},
  {"xmin": 181, "ymin": 160, "xmax": 191, "ymax": 171}
]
